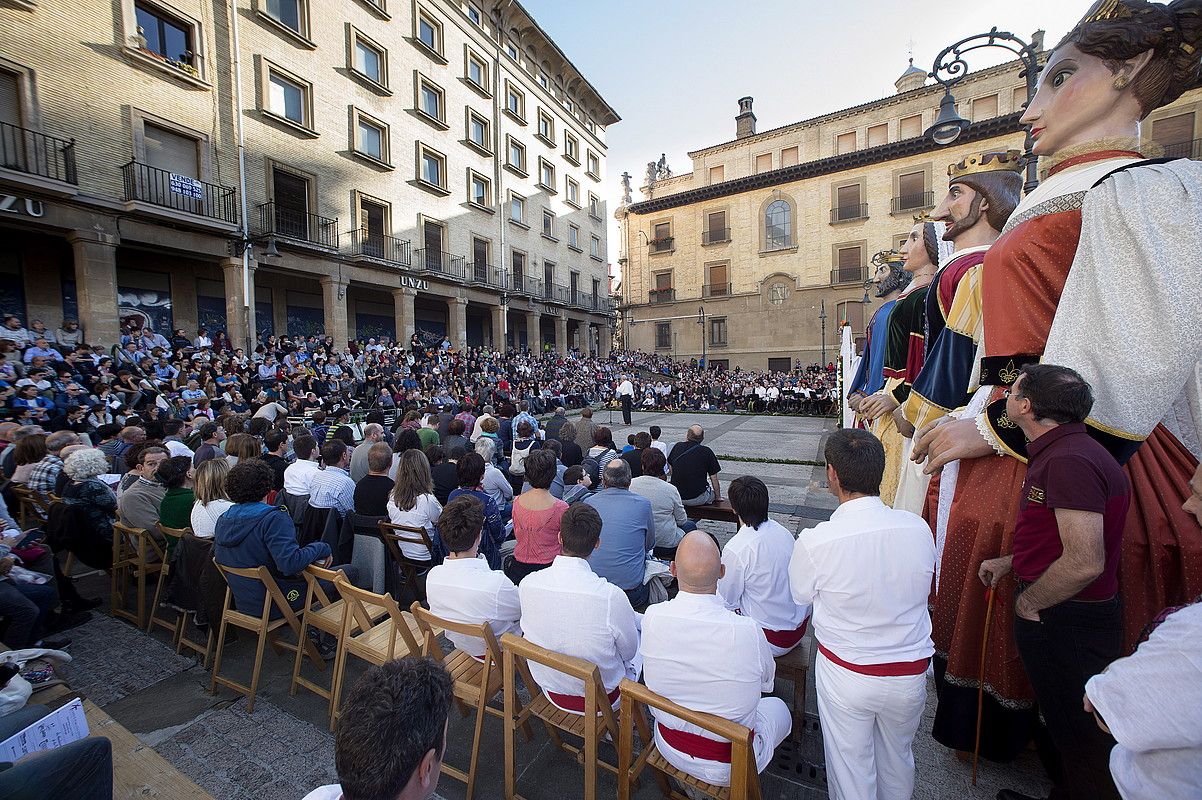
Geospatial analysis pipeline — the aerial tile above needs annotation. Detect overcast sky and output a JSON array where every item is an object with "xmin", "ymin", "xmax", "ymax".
[{"xmin": 520, "ymin": 0, "xmax": 1087, "ymax": 271}]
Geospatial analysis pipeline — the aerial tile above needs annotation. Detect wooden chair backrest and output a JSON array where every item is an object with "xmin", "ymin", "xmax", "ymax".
[
  {"xmin": 114, "ymin": 521, "xmax": 165, "ymax": 563},
  {"xmin": 157, "ymin": 524, "xmax": 191, "ymax": 544},
  {"xmin": 500, "ymin": 633, "xmax": 620, "ymax": 731},
  {"xmin": 301, "ymin": 563, "xmax": 349, "ymax": 611},
  {"xmin": 377, "ymin": 521, "xmax": 433, "ymax": 565},
  {"xmin": 334, "ymin": 578, "xmax": 422, "ymax": 658},
  {"xmin": 411, "ymin": 603, "xmax": 503, "ymax": 668},
  {"xmin": 213, "ymin": 561, "xmax": 302, "ymax": 629}
]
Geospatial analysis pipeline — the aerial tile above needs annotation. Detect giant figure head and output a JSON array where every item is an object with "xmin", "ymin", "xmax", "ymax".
[{"xmin": 933, "ymin": 151, "xmax": 1025, "ymax": 242}]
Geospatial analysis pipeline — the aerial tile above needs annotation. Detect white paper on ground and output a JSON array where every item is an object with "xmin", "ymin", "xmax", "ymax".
[{"xmin": 0, "ymin": 697, "xmax": 89, "ymax": 762}]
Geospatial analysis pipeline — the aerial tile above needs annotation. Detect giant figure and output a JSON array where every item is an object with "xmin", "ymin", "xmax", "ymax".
[{"xmin": 847, "ymin": 252, "xmax": 911, "ymax": 424}]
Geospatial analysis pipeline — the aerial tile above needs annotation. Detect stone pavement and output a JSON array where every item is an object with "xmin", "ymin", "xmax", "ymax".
[{"xmin": 54, "ymin": 410, "xmax": 1051, "ymax": 799}]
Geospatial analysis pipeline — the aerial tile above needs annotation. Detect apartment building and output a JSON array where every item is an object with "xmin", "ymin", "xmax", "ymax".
[
  {"xmin": 0, "ymin": 0, "xmax": 619, "ymax": 352},
  {"xmin": 616, "ymin": 50, "xmax": 1202, "ymax": 370}
]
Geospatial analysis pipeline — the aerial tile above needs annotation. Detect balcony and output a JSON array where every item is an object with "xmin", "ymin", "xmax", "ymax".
[
  {"xmin": 259, "ymin": 201, "xmax": 337, "ymax": 248},
  {"xmin": 346, "ymin": 228, "xmax": 411, "ymax": 267},
  {"xmin": 702, "ymin": 228, "xmax": 731, "ymax": 245},
  {"xmin": 0, "ymin": 121, "xmax": 77, "ymax": 192},
  {"xmin": 649, "ymin": 288, "xmax": 676, "ymax": 304},
  {"xmin": 891, "ymin": 192, "xmax": 934, "ymax": 214},
  {"xmin": 830, "ymin": 203, "xmax": 869, "ymax": 224},
  {"xmin": 1162, "ymin": 138, "xmax": 1202, "ymax": 160},
  {"xmin": 543, "ymin": 282, "xmax": 570, "ymax": 304},
  {"xmin": 573, "ymin": 290, "xmax": 594, "ymax": 310},
  {"xmin": 467, "ymin": 263, "xmax": 507, "ymax": 289},
  {"xmin": 648, "ymin": 236, "xmax": 674, "ymax": 254},
  {"xmin": 831, "ymin": 266, "xmax": 868, "ymax": 284},
  {"xmin": 703, "ymin": 283, "xmax": 731, "ymax": 298},
  {"xmin": 510, "ymin": 274, "xmax": 543, "ymax": 297},
  {"xmin": 414, "ymin": 249, "xmax": 466, "ymax": 280},
  {"xmin": 122, "ymin": 161, "xmax": 238, "ymax": 227}
]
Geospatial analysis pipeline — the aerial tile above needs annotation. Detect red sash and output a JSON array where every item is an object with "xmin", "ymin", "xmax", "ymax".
[
  {"xmin": 657, "ymin": 722, "xmax": 740, "ymax": 763},
  {"xmin": 817, "ymin": 643, "xmax": 928, "ymax": 677},
  {"xmin": 762, "ymin": 617, "xmax": 808, "ymax": 650},
  {"xmin": 546, "ymin": 685, "xmax": 620, "ymax": 713}
]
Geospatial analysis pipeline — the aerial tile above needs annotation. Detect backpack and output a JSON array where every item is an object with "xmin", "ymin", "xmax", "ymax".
[
  {"xmin": 509, "ymin": 439, "xmax": 535, "ymax": 476},
  {"xmin": 579, "ymin": 446, "xmax": 614, "ymax": 487}
]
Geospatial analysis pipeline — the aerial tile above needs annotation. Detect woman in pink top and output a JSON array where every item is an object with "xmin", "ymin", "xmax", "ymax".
[{"xmin": 504, "ymin": 449, "xmax": 567, "ymax": 585}]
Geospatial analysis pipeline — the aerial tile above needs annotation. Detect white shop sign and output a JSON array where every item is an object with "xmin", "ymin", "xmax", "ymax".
[{"xmin": 0, "ymin": 194, "xmax": 45, "ymax": 217}]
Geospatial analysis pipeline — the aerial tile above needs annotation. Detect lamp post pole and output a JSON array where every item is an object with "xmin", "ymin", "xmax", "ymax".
[
  {"xmin": 925, "ymin": 27, "xmax": 1042, "ymax": 193},
  {"xmin": 697, "ymin": 305, "xmax": 706, "ymax": 371},
  {"xmin": 819, "ymin": 298, "xmax": 828, "ymax": 367}
]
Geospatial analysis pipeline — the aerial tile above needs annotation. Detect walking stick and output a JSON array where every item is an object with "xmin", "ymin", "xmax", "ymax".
[{"xmin": 972, "ymin": 585, "xmax": 996, "ymax": 786}]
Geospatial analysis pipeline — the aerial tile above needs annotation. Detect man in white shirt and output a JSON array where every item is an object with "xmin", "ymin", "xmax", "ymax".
[
  {"xmin": 349, "ymin": 423, "xmax": 383, "ymax": 483},
  {"xmin": 616, "ymin": 375, "xmax": 635, "ymax": 425},
  {"xmin": 425, "ymin": 495, "xmax": 521, "ymax": 660},
  {"xmin": 641, "ymin": 531, "xmax": 790, "ymax": 787},
  {"xmin": 518, "ymin": 503, "xmax": 640, "ymax": 714},
  {"xmin": 788, "ymin": 428, "xmax": 934, "ymax": 800},
  {"xmin": 283, "ymin": 435, "xmax": 320, "ymax": 497},
  {"xmin": 719, "ymin": 476, "xmax": 810, "ymax": 656}
]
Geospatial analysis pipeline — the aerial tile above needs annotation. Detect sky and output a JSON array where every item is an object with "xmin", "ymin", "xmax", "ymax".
[{"xmin": 519, "ymin": 0, "xmax": 1087, "ymax": 273}]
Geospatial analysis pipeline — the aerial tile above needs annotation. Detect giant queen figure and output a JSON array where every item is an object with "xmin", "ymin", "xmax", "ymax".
[{"xmin": 913, "ymin": 0, "xmax": 1202, "ymax": 761}]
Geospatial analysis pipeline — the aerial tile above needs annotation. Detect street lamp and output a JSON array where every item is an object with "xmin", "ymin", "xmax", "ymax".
[
  {"xmin": 924, "ymin": 27, "xmax": 1042, "ymax": 193},
  {"xmin": 696, "ymin": 305, "xmax": 707, "ymax": 371},
  {"xmin": 818, "ymin": 298, "xmax": 828, "ymax": 366}
]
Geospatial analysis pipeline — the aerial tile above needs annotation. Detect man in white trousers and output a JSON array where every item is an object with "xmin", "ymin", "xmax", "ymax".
[
  {"xmin": 641, "ymin": 531, "xmax": 791, "ymax": 787},
  {"xmin": 788, "ymin": 428, "xmax": 934, "ymax": 800}
]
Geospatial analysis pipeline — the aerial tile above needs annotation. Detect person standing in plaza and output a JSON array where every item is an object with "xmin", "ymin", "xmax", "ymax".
[
  {"xmin": 788, "ymin": 428, "xmax": 933, "ymax": 800},
  {"xmin": 978, "ymin": 365, "xmax": 1129, "ymax": 800},
  {"xmin": 617, "ymin": 374, "xmax": 634, "ymax": 425}
]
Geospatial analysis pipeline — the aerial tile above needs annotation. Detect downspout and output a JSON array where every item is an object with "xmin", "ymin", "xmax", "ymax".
[
  {"xmin": 230, "ymin": 0, "xmax": 254, "ymax": 351},
  {"xmin": 491, "ymin": 8, "xmax": 506, "ymax": 349}
]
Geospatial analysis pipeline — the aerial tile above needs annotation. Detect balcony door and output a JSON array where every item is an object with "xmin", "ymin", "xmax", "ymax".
[
  {"xmin": 570, "ymin": 271, "xmax": 579, "ymax": 305},
  {"xmin": 272, "ymin": 167, "xmax": 310, "ymax": 240},
  {"xmin": 423, "ymin": 220, "xmax": 445, "ymax": 272},
  {"xmin": 472, "ymin": 237, "xmax": 490, "ymax": 282},
  {"xmin": 544, "ymin": 262, "xmax": 555, "ymax": 299},
  {"xmin": 706, "ymin": 262, "xmax": 728, "ymax": 297},
  {"xmin": 141, "ymin": 122, "xmax": 202, "ymax": 213},
  {"xmin": 360, "ymin": 196, "xmax": 387, "ymax": 258},
  {"xmin": 835, "ymin": 184, "xmax": 862, "ymax": 221}
]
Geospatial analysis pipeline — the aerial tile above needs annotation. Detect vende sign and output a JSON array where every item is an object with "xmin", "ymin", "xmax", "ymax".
[{"xmin": 0, "ymin": 194, "xmax": 45, "ymax": 218}]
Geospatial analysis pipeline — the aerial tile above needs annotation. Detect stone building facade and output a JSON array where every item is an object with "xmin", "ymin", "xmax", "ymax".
[
  {"xmin": 0, "ymin": 0, "xmax": 618, "ymax": 353},
  {"xmin": 616, "ymin": 48, "xmax": 1202, "ymax": 370}
]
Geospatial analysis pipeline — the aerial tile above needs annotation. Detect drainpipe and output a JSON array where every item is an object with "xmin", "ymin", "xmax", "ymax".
[
  {"xmin": 490, "ymin": 6, "xmax": 506, "ymax": 348},
  {"xmin": 230, "ymin": 0, "xmax": 254, "ymax": 351}
]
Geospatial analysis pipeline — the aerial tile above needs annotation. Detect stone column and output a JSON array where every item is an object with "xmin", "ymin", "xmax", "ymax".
[
  {"xmin": 490, "ymin": 304, "xmax": 506, "ymax": 349},
  {"xmin": 449, "ymin": 295, "xmax": 468, "ymax": 350},
  {"xmin": 272, "ymin": 284, "xmax": 288, "ymax": 336},
  {"xmin": 67, "ymin": 229, "xmax": 120, "ymax": 346},
  {"xmin": 599, "ymin": 323, "xmax": 612, "ymax": 358},
  {"xmin": 525, "ymin": 309, "xmax": 541, "ymax": 352},
  {"xmin": 392, "ymin": 286, "xmax": 416, "ymax": 346},
  {"xmin": 320, "ymin": 275, "xmax": 349, "ymax": 346},
  {"xmin": 171, "ymin": 270, "xmax": 199, "ymax": 337},
  {"xmin": 21, "ymin": 248, "xmax": 66, "ymax": 327},
  {"xmin": 555, "ymin": 314, "xmax": 568, "ymax": 354},
  {"xmin": 221, "ymin": 256, "xmax": 256, "ymax": 349}
]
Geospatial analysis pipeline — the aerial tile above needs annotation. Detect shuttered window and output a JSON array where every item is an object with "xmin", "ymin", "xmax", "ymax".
[
  {"xmin": 899, "ymin": 114, "xmax": 922, "ymax": 139},
  {"xmin": 836, "ymin": 184, "xmax": 861, "ymax": 208},
  {"xmin": 972, "ymin": 94, "xmax": 998, "ymax": 121},
  {"xmin": 867, "ymin": 124, "xmax": 887, "ymax": 147},
  {"xmin": 836, "ymin": 132, "xmax": 856, "ymax": 154},
  {"xmin": 708, "ymin": 165, "xmax": 724, "ymax": 183},
  {"xmin": 1152, "ymin": 113, "xmax": 1194, "ymax": 147},
  {"xmin": 144, "ymin": 123, "xmax": 198, "ymax": 176},
  {"xmin": 755, "ymin": 153, "xmax": 772, "ymax": 173},
  {"xmin": 837, "ymin": 246, "xmax": 861, "ymax": 269},
  {"xmin": 780, "ymin": 147, "xmax": 798, "ymax": 167},
  {"xmin": 0, "ymin": 70, "xmax": 20, "ymax": 126}
]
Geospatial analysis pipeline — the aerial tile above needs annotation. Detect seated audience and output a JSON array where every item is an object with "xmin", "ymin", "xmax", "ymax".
[
  {"xmin": 260, "ymin": 430, "xmax": 289, "ymax": 490},
  {"xmin": 448, "ymin": 452, "xmax": 505, "ymax": 571},
  {"xmin": 642, "ymin": 531, "xmax": 790, "ymax": 786},
  {"xmin": 629, "ymin": 447, "xmax": 695, "ymax": 560},
  {"xmin": 718, "ymin": 475, "xmax": 809, "ymax": 656},
  {"xmin": 349, "ymin": 423, "xmax": 383, "ymax": 482},
  {"xmin": 425, "ymin": 494, "xmax": 522, "ymax": 659},
  {"xmin": 557, "ymin": 421, "xmax": 583, "ymax": 467},
  {"xmin": 117, "ymin": 444, "xmax": 168, "ymax": 534},
  {"xmin": 442, "ymin": 418, "xmax": 469, "ymax": 453},
  {"xmin": 11, "ymin": 433, "xmax": 47, "ymax": 485},
  {"xmin": 429, "ymin": 444, "xmax": 459, "ymax": 506},
  {"xmin": 61, "ymin": 448, "xmax": 118, "ymax": 548},
  {"xmin": 621, "ymin": 431, "xmax": 650, "ymax": 478},
  {"xmin": 353, "ymin": 442, "xmax": 394, "ymax": 517},
  {"xmin": 475, "ymin": 439, "xmax": 514, "ymax": 510},
  {"xmin": 519, "ymin": 504, "xmax": 641, "ymax": 714},
  {"xmin": 192, "ymin": 422, "xmax": 225, "ymax": 466},
  {"xmin": 521, "ymin": 439, "xmax": 566, "ymax": 498},
  {"xmin": 506, "ymin": 450, "xmax": 568, "ymax": 585},
  {"xmin": 156, "ymin": 455, "xmax": 195, "ymax": 540},
  {"xmin": 224, "ymin": 433, "xmax": 260, "ymax": 467},
  {"xmin": 26, "ymin": 430, "xmax": 79, "ymax": 495},
  {"xmin": 0, "ymin": 702, "xmax": 113, "ymax": 800},
  {"xmin": 387, "ymin": 449, "xmax": 443, "ymax": 565},
  {"xmin": 584, "ymin": 459, "xmax": 655, "ymax": 609},
  {"xmin": 561, "ymin": 465, "xmax": 593, "ymax": 505},
  {"xmin": 190, "ymin": 458, "xmax": 233, "ymax": 539},
  {"xmin": 283, "ymin": 435, "xmax": 320, "ymax": 499},
  {"xmin": 309, "ymin": 439, "xmax": 355, "ymax": 518},
  {"xmin": 669, "ymin": 425, "xmax": 723, "ymax": 506}
]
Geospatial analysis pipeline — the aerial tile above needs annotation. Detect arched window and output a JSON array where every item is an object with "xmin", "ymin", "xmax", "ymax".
[{"xmin": 764, "ymin": 200, "xmax": 792, "ymax": 250}]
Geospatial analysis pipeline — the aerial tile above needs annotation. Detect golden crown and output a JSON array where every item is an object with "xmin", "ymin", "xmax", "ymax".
[
  {"xmin": 1080, "ymin": 0, "xmax": 1159, "ymax": 25},
  {"xmin": 913, "ymin": 212, "xmax": 937, "ymax": 224},
  {"xmin": 947, "ymin": 149, "xmax": 1024, "ymax": 181}
]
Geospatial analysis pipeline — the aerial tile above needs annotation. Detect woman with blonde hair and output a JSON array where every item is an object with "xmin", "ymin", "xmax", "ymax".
[
  {"xmin": 386, "ymin": 449, "xmax": 442, "ymax": 565},
  {"xmin": 190, "ymin": 458, "xmax": 233, "ymax": 538},
  {"xmin": 224, "ymin": 432, "xmax": 261, "ymax": 466}
]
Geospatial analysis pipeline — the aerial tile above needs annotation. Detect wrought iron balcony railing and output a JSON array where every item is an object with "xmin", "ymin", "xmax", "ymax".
[
  {"xmin": 122, "ymin": 161, "xmax": 238, "ymax": 224},
  {"xmin": 891, "ymin": 192, "xmax": 934, "ymax": 214},
  {"xmin": 0, "ymin": 121, "xmax": 77, "ymax": 184},
  {"xmin": 649, "ymin": 288, "xmax": 676, "ymax": 304},
  {"xmin": 831, "ymin": 266, "xmax": 868, "ymax": 284},
  {"xmin": 414, "ymin": 248, "xmax": 466, "ymax": 279},
  {"xmin": 346, "ymin": 228, "xmax": 411, "ymax": 266},
  {"xmin": 702, "ymin": 228, "xmax": 730, "ymax": 245},
  {"xmin": 258, "ymin": 201, "xmax": 337, "ymax": 247},
  {"xmin": 830, "ymin": 203, "xmax": 869, "ymax": 224},
  {"xmin": 703, "ymin": 283, "xmax": 731, "ymax": 298}
]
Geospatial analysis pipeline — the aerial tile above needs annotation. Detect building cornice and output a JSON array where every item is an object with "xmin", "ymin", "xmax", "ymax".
[{"xmin": 627, "ymin": 114, "xmax": 1024, "ymax": 216}]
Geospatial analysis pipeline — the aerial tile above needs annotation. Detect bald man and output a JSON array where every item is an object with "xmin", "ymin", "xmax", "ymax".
[
  {"xmin": 640, "ymin": 531, "xmax": 790, "ymax": 786},
  {"xmin": 668, "ymin": 426, "xmax": 722, "ymax": 507}
]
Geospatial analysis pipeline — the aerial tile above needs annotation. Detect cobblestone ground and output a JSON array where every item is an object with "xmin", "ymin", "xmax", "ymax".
[{"xmin": 58, "ymin": 411, "xmax": 1051, "ymax": 799}]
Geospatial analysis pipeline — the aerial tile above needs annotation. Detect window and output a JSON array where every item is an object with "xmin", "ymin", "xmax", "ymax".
[
  {"xmin": 590, "ymin": 235, "xmax": 601, "ymax": 259},
  {"xmin": 834, "ymin": 244, "xmax": 864, "ymax": 283},
  {"xmin": 780, "ymin": 147, "xmax": 798, "ymax": 167},
  {"xmin": 466, "ymin": 109, "xmax": 490, "ymax": 153},
  {"xmin": 468, "ymin": 170, "xmax": 491, "ymax": 207},
  {"xmin": 505, "ymin": 41, "xmax": 518, "ymax": 61},
  {"xmin": 651, "ymin": 221, "xmax": 672, "ymax": 253},
  {"xmin": 135, "ymin": 2, "xmax": 195, "ymax": 66},
  {"xmin": 836, "ymin": 131, "xmax": 856, "ymax": 154},
  {"xmin": 263, "ymin": 0, "xmax": 306, "ymax": 36},
  {"xmin": 768, "ymin": 357, "xmax": 791, "ymax": 373},
  {"xmin": 568, "ymin": 223, "xmax": 580, "ymax": 250},
  {"xmin": 352, "ymin": 34, "xmax": 386, "ymax": 88},
  {"xmin": 1151, "ymin": 112, "xmax": 1195, "ymax": 156},
  {"xmin": 1012, "ymin": 86, "xmax": 1027, "ymax": 114},
  {"xmin": 506, "ymin": 136, "xmax": 526, "ymax": 175},
  {"xmin": 704, "ymin": 211, "xmax": 728, "ymax": 245},
  {"xmin": 972, "ymin": 94, "xmax": 998, "ymax": 121},
  {"xmin": 543, "ymin": 261, "xmax": 556, "ymax": 296},
  {"xmin": 709, "ymin": 318, "xmax": 727, "ymax": 346},
  {"xmin": 358, "ymin": 194, "xmax": 389, "ymax": 256},
  {"xmin": 708, "ymin": 165, "xmax": 724, "ymax": 183},
  {"xmin": 466, "ymin": 2, "xmax": 481, "ymax": 25},
  {"xmin": 538, "ymin": 158, "xmax": 555, "ymax": 190},
  {"xmin": 588, "ymin": 192, "xmax": 600, "ymax": 219},
  {"xmin": 422, "ymin": 219, "xmax": 446, "ymax": 267},
  {"xmin": 655, "ymin": 323, "xmax": 671, "ymax": 349},
  {"xmin": 472, "ymin": 237, "xmax": 490, "ymax": 281},
  {"xmin": 755, "ymin": 153, "xmax": 772, "ymax": 173},
  {"xmin": 142, "ymin": 122, "xmax": 200, "ymax": 176},
  {"xmin": 563, "ymin": 132, "xmax": 579, "ymax": 163},
  {"xmin": 542, "ymin": 209, "xmax": 555, "ymax": 239},
  {"xmin": 705, "ymin": 262, "xmax": 728, "ymax": 297},
  {"xmin": 465, "ymin": 50, "xmax": 488, "ymax": 92},
  {"xmin": 270, "ymin": 165, "xmax": 312, "ymax": 239},
  {"xmin": 505, "ymin": 82, "xmax": 525, "ymax": 121},
  {"xmin": 509, "ymin": 191, "xmax": 525, "ymax": 224},
  {"xmin": 416, "ymin": 143, "xmax": 447, "ymax": 191},
  {"xmin": 0, "ymin": 71, "xmax": 18, "ymax": 127},
  {"xmin": 565, "ymin": 176, "xmax": 580, "ymax": 206},
  {"xmin": 416, "ymin": 10, "xmax": 442, "ymax": 57},
  {"xmin": 537, "ymin": 109, "xmax": 554, "ymax": 144},
  {"xmin": 416, "ymin": 75, "xmax": 445, "ymax": 125},
  {"xmin": 353, "ymin": 109, "xmax": 389, "ymax": 164},
  {"xmin": 538, "ymin": 72, "xmax": 549, "ymax": 90},
  {"xmin": 834, "ymin": 183, "xmax": 863, "ymax": 221},
  {"xmin": 764, "ymin": 199, "xmax": 792, "ymax": 249},
  {"xmin": 899, "ymin": 114, "xmax": 923, "ymax": 139},
  {"xmin": 867, "ymin": 123, "xmax": 888, "ymax": 148},
  {"xmin": 585, "ymin": 150, "xmax": 600, "ymax": 179},
  {"xmin": 511, "ymin": 249, "xmax": 526, "ymax": 290},
  {"xmin": 267, "ymin": 68, "xmax": 310, "ymax": 129},
  {"xmin": 896, "ymin": 170, "xmax": 926, "ymax": 212}
]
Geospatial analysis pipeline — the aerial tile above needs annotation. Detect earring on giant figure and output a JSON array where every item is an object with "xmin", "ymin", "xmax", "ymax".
[{"xmin": 1114, "ymin": 75, "xmax": 1131, "ymax": 90}]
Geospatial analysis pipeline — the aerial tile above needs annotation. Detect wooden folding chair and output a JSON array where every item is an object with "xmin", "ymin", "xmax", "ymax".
[
  {"xmin": 146, "ymin": 524, "xmax": 188, "ymax": 637},
  {"xmin": 11, "ymin": 485, "xmax": 49, "ymax": 528},
  {"xmin": 209, "ymin": 562, "xmax": 324, "ymax": 713},
  {"xmin": 329, "ymin": 580, "xmax": 423, "ymax": 727},
  {"xmin": 774, "ymin": 641, "xmax": 810, "ymax": 744},
  {"xmin": 110, "ymin": 521, "xmax": 165, "ymax": 628},
  {"xmin": 290, "ymin": 564, "xmax": 387, "ymax": 728},
  {"xmin": 617, "ymin": 678, "xmax": 761, "ymax": 800},
  {"xmin": 408, "ymin": 604, "xmax": 519, "ymax": 800},
  {"xmin": 378, "ymin": 520, "xmax": 434, "ymax": 604},
  {"xmin": 500, "ymin": 633, "xmax": 627, "ymax": 800}
]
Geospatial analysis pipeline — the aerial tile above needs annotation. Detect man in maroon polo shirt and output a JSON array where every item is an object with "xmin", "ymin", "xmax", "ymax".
[{"xmin": 979, "ymin": 364, "xmax": 1129, "ymax": 800}]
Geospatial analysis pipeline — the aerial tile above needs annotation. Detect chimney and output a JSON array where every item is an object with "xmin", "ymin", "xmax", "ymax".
[
  {"xmin": 1031, "ymin": 29, "xmax": 1046, "ymax": 52},
  {"xmin": 736, "ymin": 96, "xmax": 756, "ymax": 139}
]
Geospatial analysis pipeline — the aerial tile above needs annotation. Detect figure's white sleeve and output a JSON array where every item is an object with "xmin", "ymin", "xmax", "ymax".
[{"xmin": 1043, "ymin": 161, "xmax": 1202, "ymax": 459}]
